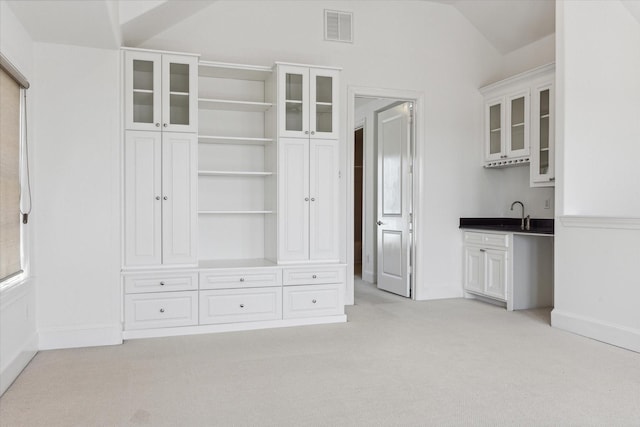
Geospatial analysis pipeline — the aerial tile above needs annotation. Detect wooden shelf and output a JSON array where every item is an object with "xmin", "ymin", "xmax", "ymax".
[
  {"xmin": 199, "ymin": 210, "xmax": 274, "ymax": 214},
  {"xmin": 199, "ymin": 98, "xmax": 272, "ymax": 112},
  {"xmin": 198, "ymin": 170, "xmax": 272, "ymax": 177},
  {"xmin": 540, "ymin": 114, "xmax": 550, "ymax": 119},
  {"xmin": 540, "ymin": 148, "xmax": 550, "ymax": 152},
  {"xmin": 198, "ymin": 135, "xmax": 273, "ymax": 145},
  {"xmin": 170, "ymin": 91, "xmax": 189, "ymax": 96},
  {"xmin": 512, "ymin": 122, "xmax": 525, "ymax": 127},
  {"xmin": 199, "ymin": 61, "xmax": 272, "ymax": 81},
  {"xmin": 490, "ymin": 128, "xmax": 501, "ymax": 133}
]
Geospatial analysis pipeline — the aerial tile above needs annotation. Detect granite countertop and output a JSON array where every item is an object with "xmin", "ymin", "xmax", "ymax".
[{"xmin": 459, "ymin": 217, "xmax": 554, "ymax": 235}]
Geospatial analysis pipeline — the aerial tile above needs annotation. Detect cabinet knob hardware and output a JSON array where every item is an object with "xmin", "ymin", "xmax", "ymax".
[
  {"xmin": 240, "ymin": 304, "xmax": 245, "ymax": 308},
  {"xmin": 312, "ymin": 299, "xmax": 317, "ymax": 304},
  {"xmin": 163, "ymin": 196, "xmax": 168, "ymax": 200},
  {"xmin": 550, "ymin": 177, "xmax": 555, "ymax": 181},
  {"xmin": 311, "ymin": 131, "xmax": 315, "ymax": 135},
  {"xmin": 159, "ymin": 308, "xmax": 165, "ymax": 313},
  {"xmin": 160, "ymin": 281, "xmax": 165, "ymax": 286},
  {"xmin": 305, "ymin": 197, "xmax": 310, "ymax": 201},
  {"xmin": 312, "ymin": 275, "xmax": 317, "ymax": 279},
  {"xmin": 155, "ymin": 196, "xmax": 161, "ymax": 200},
  {"xmin": 310, "ymin": 198, "xmax": 315, "ymax": 201},
  {"xmin": 377, "ymin": 220, "xmax": 384, "ymax": 226},
  {"xmin": 239, "ymin": 278, "xmax": 245, "ymax": 282},
  {"xmin": 155, "ymin": 123, "xmax": 160, "ymax": 128},
  {"xmin": 305, "ymin": 131, "xmax": 309, "ymax": 135},
  {"xmin": 163, "ymin": 123, "xmax": 168, "ymax": 128},
  {"xmin": 480, "ymin": 249, "xmax": 486, "ymax": 252}
]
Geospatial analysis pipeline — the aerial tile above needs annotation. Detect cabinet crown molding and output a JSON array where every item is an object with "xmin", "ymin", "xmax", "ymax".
[{"xmin": 480, "ymin": 63, "xmax": 555, "ymax": 95}]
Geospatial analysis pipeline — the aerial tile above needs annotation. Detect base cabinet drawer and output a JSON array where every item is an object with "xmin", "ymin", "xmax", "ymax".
[
  {"xmin": 200, "ymin": 269, "xmax": 282, "ymax": 290},
  {"xmin": 125, "ymin": 291, "xmax": 198, "ymax": 330},
  {"xmin": 124, "ymin": 272, "xmax": 198, "ymax": 294},
  {"xmin": 200, "ymin": 288, "xmax": 282, "ymax": 325},
  {"xmin": 283, "ymin": 283, "xmax": 344, "ymax": 319},
  {"xmin": 283, "ymin": 266, "xmax": 345, "ymax": 286}
]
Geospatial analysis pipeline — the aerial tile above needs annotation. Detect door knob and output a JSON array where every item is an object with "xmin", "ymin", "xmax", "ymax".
[{"xmin": 377, "ymin": 220, "xmax": 384, "ymax": 226}]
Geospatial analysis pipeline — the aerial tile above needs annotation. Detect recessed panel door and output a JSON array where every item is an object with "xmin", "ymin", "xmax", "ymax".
[
  {"xmin": 485, "ymin": 249, "xmax": 507, "ymax": 300},
  {"xmin": 125, "ymin": 52, "xmax": 161, "ymax": 131},
  {"xmin": 310, "ymin": 69, "xmax": 339, "ymax": 139},
  {"xmin": 506, "ymin": 90, "xmax": 530, "ymax": 158},
  {"xmin": 278, "ymin": 65, "xmax": 309, "ymax": 138},
  {"xmin": 309, "ymin": 139, "xmax": 339, "ymax": 261},
  {"xmin": 485, "ymin": 97, "xmax": 504, "ymax": 161},
  {"xmin": 161, "ymin": 54, "xmax": 198, "ymax": 133},
  {"xmin": 376, "ymin": 103, "xmax": 412, "ymax": 297},
  {"xmin": 464, "ymin": 246, "xmax": 484, "ymax": 294}
]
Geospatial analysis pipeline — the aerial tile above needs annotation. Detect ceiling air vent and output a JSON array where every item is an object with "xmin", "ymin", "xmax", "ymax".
[{"xmin": 325, "ymin": 10, "xmax": 353, "ymax": 43}]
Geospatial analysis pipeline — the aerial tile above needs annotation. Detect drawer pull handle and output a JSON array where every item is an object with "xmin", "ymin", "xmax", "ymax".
[
  {"xmin": 240, "ymin": 304, "xmax": 245, "ymax": 308},
  {"xmin": 480, "ymin": 249, "xmax": 486, "ymax": 252},
  {"xmin": 312, "ymin": 275, "xmax": 317, "ymax": 279},
  {"xmin": 240, "ymin": 278, "xmax": 245, "ymax": 282},
  {"xmin": 312, "ymin": 299, "xmax": 317, "ymax": 304},
  {"xmin": 159, "ymin": 308, "xmax": 165, "ymax": 313},
  {"xmin": 160, "ymin": 281, "xmax": 165, "ymax": 286}
]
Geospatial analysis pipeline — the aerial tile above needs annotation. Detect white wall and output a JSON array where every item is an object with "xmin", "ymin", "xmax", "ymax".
[
  {"xmin": 553, "ymin": 0, "xmax": 640, "ymax": 352},
  {"xmin": 137, "ymin": 0, "xmax": 505, "ymax": 301},
  {"xmin": 0, "ymin": 1, "xmax": 37, "ymax": 396},
  {"xmin": 33, "ymin": 43, "xmax": 122, "ymax": 349}
]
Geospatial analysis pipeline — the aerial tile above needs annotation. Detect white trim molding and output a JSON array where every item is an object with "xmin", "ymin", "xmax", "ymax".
[
  {"xmin": 551, "ymin": 309, "xmax": 640, "ymax": 353},
  {"xmin": 38, "ymin": 324, "xmax": 123, "ymax": 350},
  {"xmin": 559, "ymin": 215, "xmax": 640, "ymax": 230}
]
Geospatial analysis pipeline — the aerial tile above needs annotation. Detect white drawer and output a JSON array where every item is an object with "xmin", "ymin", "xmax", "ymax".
[
  {"xmin": 464, "ymin": 232, "xmax": 509, "ymax": 249},
  {"xmin": 283, "ymin": 283, "xmax": 344, "ymax": 319},
  {"xmin": 124, "ymin": 291, "xmax": 198, "ymax": 330},
  {"xmin": 283, "ymin": 266, "xmax": 345, "ymax": 286},
  {"xmin": 124, "ymin": 272, "xmax": 198, "ymax": 294},
  {"xmin": 200, "ymin": 288, "xmax": 282, "ymax": 325},
  {"xmin": 200, "ymin": 268, "xmax": 282, "ymax": 290}
]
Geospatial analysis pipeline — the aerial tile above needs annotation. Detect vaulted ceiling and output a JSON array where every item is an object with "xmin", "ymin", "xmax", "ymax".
[{"xmin": 10, "ymin": 0, "xmax": 638, "ymax": 56}]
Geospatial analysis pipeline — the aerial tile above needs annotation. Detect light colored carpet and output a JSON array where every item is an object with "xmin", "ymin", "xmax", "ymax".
[{"xmin": 1, "ymin": 279, "xmax": 639, "ymax": 426}]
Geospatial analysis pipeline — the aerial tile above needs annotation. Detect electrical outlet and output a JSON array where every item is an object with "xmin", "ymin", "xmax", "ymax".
[{"xmin": 544, "ymin": 198, "xmax": 551, "ymax": 209}]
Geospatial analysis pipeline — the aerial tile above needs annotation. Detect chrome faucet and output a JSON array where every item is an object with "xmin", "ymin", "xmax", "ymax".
[{"xmin": 510, "ymin": 201, "xmax": 528, "ymax": 230}]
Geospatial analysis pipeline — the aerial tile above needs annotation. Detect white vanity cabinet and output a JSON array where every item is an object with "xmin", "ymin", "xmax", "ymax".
[
  {"xmin": 480, "ymin": 63, "xmax": 554, "ymax": 173},
  {"xmin": 124, "ymin": 131, "xmax": 197, "ymax": 266},
  {"xmin": 463, "ymin": 232, "xmax": 508, "ymax": 302},
  {"xmin": 278, "ymin": 138, "xmax": 339, "ymax": 262},
  {"xmin": 277, "ymin": 64, "xmax": 339, "ymax": 140},
  {"xmin": 124, "ymin": 50, "xmax": 198, "ymax": 133}
]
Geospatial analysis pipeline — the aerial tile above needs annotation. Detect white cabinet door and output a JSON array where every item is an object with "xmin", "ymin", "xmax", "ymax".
[
  {"xmin": 278, "ymin": 65, "xmax": 309, "ymax": 138},
  {"xmin": 125, "ymin": 51, "xmax": 162, "ymax": 131},
  {"xmin": 530, "ymin": 82, "xmax": 555, "ymax": 186},
  {"xmin": 309, "ymin": 68, "xmax": 339, "ymax": 140},
  {"xmin": 161, "ymin": 54, "xmax": 198, "ymax": 133},
  {"xmin": 124, "ymin": 131, "xmax": 162, "ymax": 265},
  {"xmin": 506, "ymin": 90, "xmax": 530, "ymax": 159},
  {"xmin": 278, "ymin": 138, "xmax": 310, "ymax": 261},
  {"xmin": 309, "ymin": 139, "xmax": 339, "ymax": 261},
  {"xmin": 161, "ymin": 132, "xmax": 197, "ymax": 265},
  {"xmin": 464, "ymin": 246, "xmax": 484, "ymax": 294},
  {"xmin": 484, "ymin": 97, "xmax": 505, "ymax": 162},
  {"xmin": 485, "ymin": 249, "xmax": 507, "ymax": 300}
]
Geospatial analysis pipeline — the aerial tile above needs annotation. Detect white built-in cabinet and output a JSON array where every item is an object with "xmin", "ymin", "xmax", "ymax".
[
  {"xmin": 480, "ymin": 63, "xmax": 555, "ymax": 187},
  {"xmin": 124, "ymin": 131, "xmax": 197, "ymax": 266},
  {"xmin": 122, "ymin": 50, "xmax": 346, "ymax": 339},
  {"xmin": 463, "ymin": 232, "xmax": 508, "ymax": 301}
]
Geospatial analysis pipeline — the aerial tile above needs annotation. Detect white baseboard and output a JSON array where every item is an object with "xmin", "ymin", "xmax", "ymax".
[
  {"xmin": 418, "ymin": 286, "xmax": 463, "ymax": 301},
  {"xmin": 0, "ymin": 333, "xmax": 38, "ymax": 396},
  {"xmin": 38, "ymin": 324, "xmax": 123, "ymax": 350},
  {"xmin": 361, "ymin": 270, "xmax": 375, "ymax": 283},
  {"xmin": 551, "ymin": 309, "xmax": 640, "ymax": 353}
]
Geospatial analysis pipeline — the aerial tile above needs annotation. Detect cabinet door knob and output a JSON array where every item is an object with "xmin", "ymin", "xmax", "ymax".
[
  {"xmin": 550, "ymin": 177, "xmax": 555, "ymax": 181},
  {"xmin": 159, "ymin": 308, "xmax": 165, "ymax": 313},
  {"xmin": 305, "ymin": 131, "xmax": 309, "ymax": 135},
  {"xmin": 155, "ymin": 196, "xmax": 161, "ymax": 200},
  {"xmin": 160, "ymin": 281, "xmax": 165, "ymax": 286},
  {"xmin": 312, "ymin": 274, "xmax": 317, "ymax": 279},
  {"xmin": 311, "ymin": 131, "xmax": 315, "ymax": 135},
  {"xmin": 239, "ymin": 304, "xmax": 245, "ymax": 308},
  {"xmin": 310, "ymin": 198, "xmax": 315, "ymax": 202},
  {"xmin": 480, "ymin": 249, "xmax": 486, "ymax": 252},
  {"xmin": 305, "ymin": 197, "xmax": 309, "ymax": 201},
  {"xmin": 377, "ymin": 220, "xmax": 384, "ymax": 226},
  {"xmin": 163, "ymin": 196, "xmax": 168, "ymax": 200},
  {"xmin": 155, "ymin": 123, "xmax": 160, "ymax": 127},
  {"xmin": 163, "ymin": 123, "xmax": 168, "ymax": 128},
  {"xmin": 312, "ymin": 299, "xmax": 317, "ymax": 304},
  {"xmin": 239, "ymin": 278, "xmax": 245, "ymax": 282}
]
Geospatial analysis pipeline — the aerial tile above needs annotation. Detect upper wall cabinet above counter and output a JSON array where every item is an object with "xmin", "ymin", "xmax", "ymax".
[
  {"xmin": 480, "ymin": 64, "xmax": 555, "ymax": 187},
  {"xmin": 124, "ymin": 50, "xmax": 199, "ymax": 133}
]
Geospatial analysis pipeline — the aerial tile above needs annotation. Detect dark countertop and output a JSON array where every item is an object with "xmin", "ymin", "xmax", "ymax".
[{"xmin": 459, "ymin": 217, "xmax": 554, "ymax": 235}]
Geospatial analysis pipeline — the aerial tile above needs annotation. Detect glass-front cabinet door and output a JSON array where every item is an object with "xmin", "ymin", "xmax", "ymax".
[
  {"xmin": 506, "ymin": 90, "xmax": 530, "ymax": 158},
  {"xmin": 125, "ymin": 51, "xmax": 162, "ymax": 131},
  {"xmin": 485, "ymin": 97, "xmax": 504, "ymax": 161},
  {"xmin": 310, "ymin": 68, "xmax": 339, "ymax": 139},
  {"xmin": 279, "ymin": 65, "xmax": 309, "ymax": 138},
  {"xmin": 530, "ymin": 82, "xmax": 555, "ymax": 186},
  {"xmin": 161, "ymin": 54, "xmax": 198, "ymax": 133}
]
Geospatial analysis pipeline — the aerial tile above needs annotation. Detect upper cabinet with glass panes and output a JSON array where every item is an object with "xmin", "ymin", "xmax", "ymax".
[
  {"xmin": 479, "ymin": 64, "xmax": 554, "ymax": 178},
  {"xmin": 276, "ymin": 64, "xmax": 340, "ymax": 139},
  {"xmin": 124, "ymin": 50, "xmax": 198, "ymax": 133}
]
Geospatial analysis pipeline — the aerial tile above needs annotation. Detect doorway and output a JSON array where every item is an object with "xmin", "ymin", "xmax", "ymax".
[{"xmin": 348, "ymin": 88, "xmax": 423, "ymax": 305}]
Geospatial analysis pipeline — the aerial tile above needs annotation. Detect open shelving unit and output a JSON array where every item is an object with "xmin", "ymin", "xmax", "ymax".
[{"xmin": 197, "ymin": 61, "xmax": 276, "ymax": 264}]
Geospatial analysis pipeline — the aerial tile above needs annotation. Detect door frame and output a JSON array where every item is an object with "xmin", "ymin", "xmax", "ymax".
[{"xmin": 346, "ymin": 86, "xmax": 425, "ymax": 305}]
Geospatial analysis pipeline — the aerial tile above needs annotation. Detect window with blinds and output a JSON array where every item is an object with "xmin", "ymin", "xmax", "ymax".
[{"xmin": 0, "ymin": 67, "xmax": 22, "ymax": 281}]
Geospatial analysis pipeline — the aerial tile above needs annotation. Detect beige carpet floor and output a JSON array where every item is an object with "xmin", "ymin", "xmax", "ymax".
[{"xmin": 1, "ymin": 279, "xmax": 639, "ymax": 426}]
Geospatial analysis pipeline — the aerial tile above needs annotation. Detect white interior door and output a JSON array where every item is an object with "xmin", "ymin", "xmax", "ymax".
[{"xmin": 376, "ymin": 103, "xmax": 412, "ymax": 297}]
